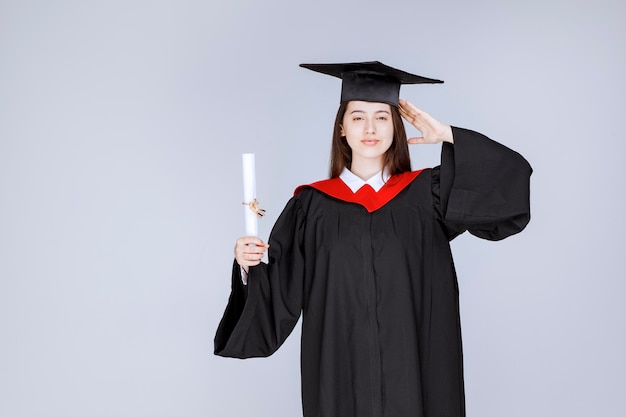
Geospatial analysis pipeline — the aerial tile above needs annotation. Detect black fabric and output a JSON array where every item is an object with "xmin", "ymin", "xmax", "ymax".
[
  {"xmin": 340, "ymin": 72, "xmax": 400, "ymax": 107},
  {"xmin": 215, "ymin": 127, "xmax": 532, "ymax": 417}
]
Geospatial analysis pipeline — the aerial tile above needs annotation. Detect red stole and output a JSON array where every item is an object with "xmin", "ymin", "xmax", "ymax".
[{"xmin": 294, "ymin": 170, "xmax": 424, "ymax": 213}]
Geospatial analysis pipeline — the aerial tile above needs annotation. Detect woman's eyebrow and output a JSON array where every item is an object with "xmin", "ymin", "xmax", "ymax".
[{"xmin": 349, "ymin": 109, "xmax": 390, "ymax": 114}]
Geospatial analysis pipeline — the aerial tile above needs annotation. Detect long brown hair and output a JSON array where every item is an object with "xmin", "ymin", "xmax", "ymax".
[{"xmin": 329, "ymin": 102, "xmax": 412, "ymax": 178}]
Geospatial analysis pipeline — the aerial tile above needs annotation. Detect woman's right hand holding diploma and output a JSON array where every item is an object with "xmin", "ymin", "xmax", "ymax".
[{"xmin": 235, "ymin": 236, "xmax": 269, "ymax": 273}]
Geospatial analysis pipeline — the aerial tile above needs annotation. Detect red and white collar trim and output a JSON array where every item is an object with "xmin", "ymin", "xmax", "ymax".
[{"xmin": 294, "ymin": 169, "xmax": 425, "ymax": 213}]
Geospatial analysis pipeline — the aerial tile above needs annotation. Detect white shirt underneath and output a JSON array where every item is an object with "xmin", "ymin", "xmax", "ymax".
[{"xmin": 339, "ymin": 167, "xmax": 390, "ymax": 193}]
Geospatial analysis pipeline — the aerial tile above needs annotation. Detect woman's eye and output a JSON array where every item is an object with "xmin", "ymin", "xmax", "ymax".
[{"xmin": 377, "ymin": 116, "xmax": 388, "ymax": 121}]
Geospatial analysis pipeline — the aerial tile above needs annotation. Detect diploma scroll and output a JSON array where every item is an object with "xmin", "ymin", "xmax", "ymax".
[{"xmin": 241, "ymin": 153, "xmax": 264, "ymax": 236}]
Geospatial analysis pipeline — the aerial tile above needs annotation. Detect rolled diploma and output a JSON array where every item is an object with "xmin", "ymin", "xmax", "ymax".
[{"xmin": 242, "ymin": 153, "xmax": 258, "ymax": 236}]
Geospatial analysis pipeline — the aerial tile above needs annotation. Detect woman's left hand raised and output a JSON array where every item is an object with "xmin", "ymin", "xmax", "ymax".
[{"xmin": 399, "ymin": 99, "xmax": 454, "ymax": 144}]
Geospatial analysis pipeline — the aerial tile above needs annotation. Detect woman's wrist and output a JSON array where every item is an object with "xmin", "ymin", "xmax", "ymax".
[{"xmin": 441, "ymin": 124, "xmax": 454, "ymax": 144}]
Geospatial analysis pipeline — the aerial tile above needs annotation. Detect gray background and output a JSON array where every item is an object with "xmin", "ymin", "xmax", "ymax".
[{"xmin": 1, "ymin": 0, "xmax": 624, "ymax": 416}]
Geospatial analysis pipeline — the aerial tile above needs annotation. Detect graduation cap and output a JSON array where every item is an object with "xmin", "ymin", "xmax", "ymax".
[{"xmin": 299, "ymin": 61, "xmax": 443, "ymax": 107}]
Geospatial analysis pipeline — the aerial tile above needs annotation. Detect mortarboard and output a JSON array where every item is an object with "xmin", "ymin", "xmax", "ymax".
[{"xmin": 299, "ymin": 61, "xmax": 443, "ymax": 107}]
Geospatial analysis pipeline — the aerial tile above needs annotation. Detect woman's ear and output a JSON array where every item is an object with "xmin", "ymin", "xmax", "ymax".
[{"xmin": 339, "ymin": 124, "xmax": 345, "ymax": 136}]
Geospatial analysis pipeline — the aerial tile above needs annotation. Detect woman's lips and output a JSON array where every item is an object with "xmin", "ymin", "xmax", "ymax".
[{"xmin": 361, "ymin": 139, "xmax": 380, "ymax": 146}]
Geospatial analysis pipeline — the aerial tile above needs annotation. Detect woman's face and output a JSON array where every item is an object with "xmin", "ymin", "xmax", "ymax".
[{"xmin": 341, "ymin": 101, "xmax": 394, "ymax": 165}]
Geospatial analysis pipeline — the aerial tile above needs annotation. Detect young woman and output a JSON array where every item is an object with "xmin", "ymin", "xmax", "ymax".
[{"xmin": 215, "ymin": 61, "xmax": 532, "ymax": 417}]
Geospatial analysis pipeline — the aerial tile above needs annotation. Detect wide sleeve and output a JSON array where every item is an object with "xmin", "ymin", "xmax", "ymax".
[
  {"xmin": 214, "ymin": 196, "xmax": 306, "ymax": 358},
  {"xmin": 433, "ymin": 126, "xmax": 533, "ymax": 241}
]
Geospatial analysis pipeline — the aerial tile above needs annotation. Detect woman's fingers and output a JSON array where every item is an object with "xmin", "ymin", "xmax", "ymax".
[
  {"xmin": 234, "ymin": 236, "xmax": 269, "ymax": 266},
  {"xmin": 399, "ymin": 99, "xmax": 423, "ymax": 116},
  {"xmin": 399, "ymin": 99, "xmax": 453, "ymax": 144},
  {"xmin": 407, "ymin": 137, "xmax": 425, "ymax": 144},
  {"xmin": 237, "ymin": 236, "xmax": 267, "ymax": 246},
  {"xmin": 399, "ymin": 99, "xmax": 430, "ymax": 128}
]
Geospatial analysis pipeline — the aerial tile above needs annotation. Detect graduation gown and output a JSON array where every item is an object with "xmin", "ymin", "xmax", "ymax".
[{"xmin": 215, "ymin": 127, "xmax": 532, "ymax": 417}]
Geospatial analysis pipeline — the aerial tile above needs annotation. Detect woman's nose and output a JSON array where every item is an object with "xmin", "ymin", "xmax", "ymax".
[{"xmin": 365, "ymin": 119, "xmax": 375, "ymax": 134}]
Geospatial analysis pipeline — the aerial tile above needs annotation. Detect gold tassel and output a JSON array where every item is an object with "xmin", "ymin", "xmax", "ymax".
[{"xmin": 242, "ymin": 198, "xmax": 266, "ymax": 219}]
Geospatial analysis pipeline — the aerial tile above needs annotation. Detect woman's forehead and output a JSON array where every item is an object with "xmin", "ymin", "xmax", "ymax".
[{"xmin": 346, "ymin": 101, "xmax": 391, "ymax": 112}]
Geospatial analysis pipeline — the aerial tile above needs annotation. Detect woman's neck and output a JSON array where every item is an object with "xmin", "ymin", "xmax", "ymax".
[{"xmin": 350, "ymin": 158, "xmax": 384, "ymax": 181}]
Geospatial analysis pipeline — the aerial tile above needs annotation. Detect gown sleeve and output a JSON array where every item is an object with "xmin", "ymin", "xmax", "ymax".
[
  {"xmin": 214, "ymin": 196, "xmax": 306, "ymax": 358},
  {"xmin": 433, "ymin": 126, "xmax": 533, "ymax": 241}
]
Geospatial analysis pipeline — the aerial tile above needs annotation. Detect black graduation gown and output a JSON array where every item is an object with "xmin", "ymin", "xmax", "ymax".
[{"xmin": 215, "ymin": 127, "xmax": 532, "ymax": 417}]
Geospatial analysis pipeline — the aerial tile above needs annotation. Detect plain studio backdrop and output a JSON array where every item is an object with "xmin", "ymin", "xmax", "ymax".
[{"xmin": 1, "ymin": 0, "xmax": 624, "ymax": 416}]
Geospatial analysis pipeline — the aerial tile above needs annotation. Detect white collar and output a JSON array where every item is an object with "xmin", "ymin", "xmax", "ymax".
[{"xmin": 339, "ymin": 167, "xmax": 390, "ymax": 193}]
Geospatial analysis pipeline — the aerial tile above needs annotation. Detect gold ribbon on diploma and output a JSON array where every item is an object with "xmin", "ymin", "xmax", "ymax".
[{"xmin": 242, "ymin": 198, "xmax": 266, "ymax": 219}]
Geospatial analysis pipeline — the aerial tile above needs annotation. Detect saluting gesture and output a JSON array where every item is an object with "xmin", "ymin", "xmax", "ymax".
[{"xmin": 399, "ymin": 99, "xmax": 454, "ymax": 145}]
